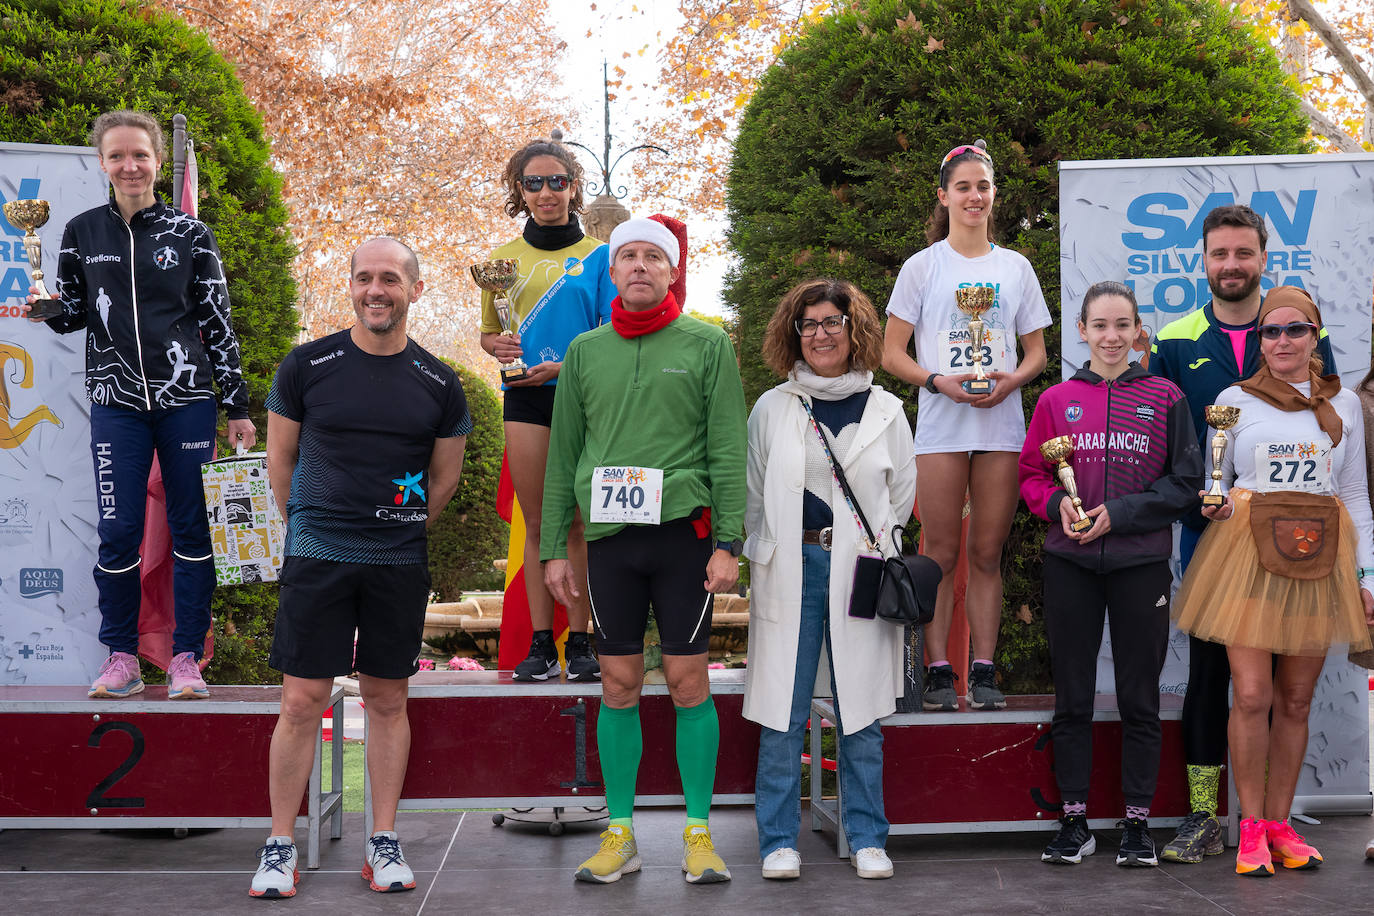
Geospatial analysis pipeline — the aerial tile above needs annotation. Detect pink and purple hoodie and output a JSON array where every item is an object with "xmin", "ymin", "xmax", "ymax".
[{"xmin": 1018, "ymin": 364, "xmax": 1203, "ymax": 572}]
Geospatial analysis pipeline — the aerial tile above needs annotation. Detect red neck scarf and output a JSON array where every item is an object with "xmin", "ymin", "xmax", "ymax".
[{"xmin": 611, "ymin": 292, "xmax": 680, "ymax": 339}]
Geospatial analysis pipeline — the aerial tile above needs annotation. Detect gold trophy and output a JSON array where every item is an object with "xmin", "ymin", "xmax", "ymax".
[
  {"xmin": 2, "ymin": 199, "xmax": 61, "ymax": 320},
  {"xmin": 1201, "ymin": 404, "xmax": 1241, "ymax": 507},
  {"xmin": 469, "ymin": 258, "xmax": 526, "ymax": 383},
  {"xmin": 955, "ymin": 285, "xmax": 996, "ymax": 394},
  {"xmin": 1040, "ymin": 435, "xmax": 1094, "ymax": 533}
]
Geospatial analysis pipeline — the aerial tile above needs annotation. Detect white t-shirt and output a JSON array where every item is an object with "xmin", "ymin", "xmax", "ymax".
[
  {"xmin": 886, "ymin": 239, "xmax": 1051, "ymax": 453},
  {"xmin": 1213, "ymin": 383, "xmax": 1374, "ymax": 571}
]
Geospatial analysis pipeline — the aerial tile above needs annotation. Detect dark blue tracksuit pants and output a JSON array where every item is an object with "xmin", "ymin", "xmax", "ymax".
[{"xmin": 89, "ymin": 400, "xmax": 217, "ymax": 658}]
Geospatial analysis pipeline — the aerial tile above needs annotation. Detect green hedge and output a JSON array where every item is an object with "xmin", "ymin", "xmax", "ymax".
[
  {"xmin": 427, "ymin": 361, "xmax": 508, "ymax": 599},
  {"xmin": 727, "ymin": 0, "xmax": 1310, "ymax": 690}
]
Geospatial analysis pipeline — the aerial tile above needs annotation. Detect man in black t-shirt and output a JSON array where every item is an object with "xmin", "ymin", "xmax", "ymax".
[{"xmin": 249, "ymin": 238, "xmax": 471, "ymax": 899}]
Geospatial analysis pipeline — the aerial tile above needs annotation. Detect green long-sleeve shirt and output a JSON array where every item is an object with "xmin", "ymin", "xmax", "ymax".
[{"xmin": 541, "ymin": 315, "xmax": 747, "ymax": 558}]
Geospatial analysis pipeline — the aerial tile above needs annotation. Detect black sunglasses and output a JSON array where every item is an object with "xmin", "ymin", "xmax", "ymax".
[
  {"xmin": 521, "ymin": 174, "xmax": 571, "ymax": 192},
  {"xmin": 1257, "ymin": 322, "xmax": 1318, "ymax": 341}
]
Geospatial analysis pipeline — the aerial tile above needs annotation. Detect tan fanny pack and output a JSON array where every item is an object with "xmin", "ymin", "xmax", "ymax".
[{"xmin": 1248, "ymin": 491, "xmax": 1341, "ymax": 580}]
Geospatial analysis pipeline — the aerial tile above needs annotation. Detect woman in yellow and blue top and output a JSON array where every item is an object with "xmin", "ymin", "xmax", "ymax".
[{"xmin": 480, "ymin": 137, "xmax": 615, "ymax": 683}]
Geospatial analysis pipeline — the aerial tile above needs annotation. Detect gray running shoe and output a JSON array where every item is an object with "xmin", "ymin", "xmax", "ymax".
[
  {"xmin": 967, "ymin": 661, "xmax": 1007, "ymax": 709},
  {"xmin": 1160, "ymin": 811, "xmax": 1223, "ymax": 864},
  {"xmin": 922, "ymin": 664, "xmax": 958, "ymax": 711}
]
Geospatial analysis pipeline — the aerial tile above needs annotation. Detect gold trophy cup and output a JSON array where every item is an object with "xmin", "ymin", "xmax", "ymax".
[
  {"xmin": 1040, "ymin": 435, "xmax": 1094, "ymax": 533},
  {"xmin": 2, "ymin": 199, "xmax": 61, "ymax": 320},
  {"xmin": 955, "ymin": 285, "xmax": 996, "ymax": 395},
  {"xmin": 1201, "ymin": 404, "xmax": 1241, "ymax": 507},
  {"xmin": 469, "ymin": 258, "xmax": 526, "ymax": 383}
]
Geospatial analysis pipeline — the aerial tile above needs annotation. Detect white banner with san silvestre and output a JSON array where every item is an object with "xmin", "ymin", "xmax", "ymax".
[
  {"xmin": 0, "ymin": 142, "xmax": 110, "ymax": 684},
  {"xmin": 1060, "ymin": 153, "xmax": 1374, "ymax": 812}
]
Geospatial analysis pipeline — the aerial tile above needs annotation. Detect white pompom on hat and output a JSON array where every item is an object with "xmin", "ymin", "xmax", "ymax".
[{"xmin": 608, "ymin": 217, "xmax": 680, "ymax": 268}]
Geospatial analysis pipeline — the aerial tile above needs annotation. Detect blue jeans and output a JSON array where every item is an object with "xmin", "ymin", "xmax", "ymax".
[
  {"xmin": 755, "ymin": 542, "xmax": 887, "ymax": 857},
  {"xmin": 90, "ymin": 400, "xmax": 217, "ymax": 658}
]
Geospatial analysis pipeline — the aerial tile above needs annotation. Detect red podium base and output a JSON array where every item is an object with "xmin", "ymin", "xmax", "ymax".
[
  {"xmin": 0, "ymin": 685, "xmax": 344, "ymax": 868},
  {"xmin": 384, "ymin": 669, "xmax": 758, "ymax": 808},
  {"xmin": 810, "ymin": 693, "xmax": 1216, "ymax": 856}
]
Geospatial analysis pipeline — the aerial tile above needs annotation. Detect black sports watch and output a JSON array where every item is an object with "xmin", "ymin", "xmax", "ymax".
[
  {"xmin": 715, "ymin": 538, "xmax": 743, "ymax": 557},
  {"xmin": 924, "ymin": 372, "xmax": 943, "ymax": 394}
]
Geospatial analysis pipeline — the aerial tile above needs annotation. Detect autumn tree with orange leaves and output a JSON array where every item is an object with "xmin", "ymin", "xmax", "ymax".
[
  {"xmin": 1252, "ymin": 0, "xmax": 1373, "ymax": 151},
  {"xmin": 154, "ymin": 0, "xmax": 569, "ymax": 371}
]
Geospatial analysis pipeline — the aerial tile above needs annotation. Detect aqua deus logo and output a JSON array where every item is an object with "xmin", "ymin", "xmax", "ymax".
[{"xmin": 19, "ymin": 568, "xmax": 63, "ymax": 598}]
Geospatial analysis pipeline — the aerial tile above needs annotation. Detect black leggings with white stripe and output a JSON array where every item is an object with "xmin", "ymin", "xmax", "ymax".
[{"xmin": 586, "ymin": 517, "xmax": 714, "ymax": 655}]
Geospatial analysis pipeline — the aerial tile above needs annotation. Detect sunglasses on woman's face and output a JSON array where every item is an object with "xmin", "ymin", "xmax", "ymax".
[
  {"xmin": 1257, "ymin": 322, "xmax": 1318, "ymax": 341},
  {"xmin": 521, "ymin": 174, "xmax": 571, "ymax": 192}
]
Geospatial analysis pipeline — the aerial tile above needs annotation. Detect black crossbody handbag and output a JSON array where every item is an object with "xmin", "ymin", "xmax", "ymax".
[{"xmin": 798, "ymin": 397, "xmax": 937, "ymax": 626}]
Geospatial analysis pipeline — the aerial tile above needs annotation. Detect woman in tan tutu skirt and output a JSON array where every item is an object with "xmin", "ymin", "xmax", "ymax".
[{"xmin": 1172, "ymin": 286, "xmax": 1374, "ymax": 877}]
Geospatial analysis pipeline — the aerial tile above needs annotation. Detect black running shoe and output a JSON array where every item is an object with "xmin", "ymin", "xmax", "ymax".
[
  {"xmin": 1116, "ymin": 817, "xmax": 1157, "ymax": 867},
  {"xmin": 565, "ymin": 632, "xmax": 601, "ymax": 682},
  {"xmin": 922, "ymin": 664, "xmax": 958, "ymax": 711},
  {"xmin": 513, "ymin": 631, "xmax": 560, "ymax": 681},
  {"xmin": 966, "ymin": 661, "xmax": 1007, "ymax": 709},
  {"xmin": 1042, "ymin": 815, "xmax": 1096, "ymax": 864}
]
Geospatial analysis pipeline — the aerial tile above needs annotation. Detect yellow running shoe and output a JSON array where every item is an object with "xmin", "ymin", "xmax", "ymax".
[
  {"xmin": 574, "ymin": 825, "xmax": 640, "ymax": 884},
  {"xmin": 682, "ymin": 825, "xmax": 731, "ymax": 884}
]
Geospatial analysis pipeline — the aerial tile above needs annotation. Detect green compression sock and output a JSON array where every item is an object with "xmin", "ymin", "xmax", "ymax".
[
  {"xmin": 1187, "ymin": 764, "xmax": 1221, "ymax": 816},
  {"xmin": 675, "ymin": 696, "xmax": 720, "ymax": 822},
  {"xmin": 596, "ymin": 703, "xmax": 642, "ymax": 822}
]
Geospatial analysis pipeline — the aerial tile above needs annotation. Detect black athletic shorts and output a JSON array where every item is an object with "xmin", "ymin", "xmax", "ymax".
[
  {"xmin": 502, "ymin": 385, "xmax": 557, "ymax": 426},
  {"xmin": 270, "ymin": 555, "xmax": 430, "ymax": 679},
  {"xmin": 586, "ymin": 518, "xmax": 713, "ymax": 656}
]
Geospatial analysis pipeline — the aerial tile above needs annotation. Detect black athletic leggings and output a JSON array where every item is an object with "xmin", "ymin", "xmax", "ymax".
[
  {"xmin": 1043, "ymin": 554, "xmax": 1171, "ymax": 807},
  {"xmin": 1179, "ymin": 525, "xmax": 1230, "ymax": 767}
]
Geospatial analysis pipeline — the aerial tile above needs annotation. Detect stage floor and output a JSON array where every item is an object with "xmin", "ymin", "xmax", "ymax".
[{"xmin": 2, "ymin": 806, "xmax": 1372, "ymax": 915}]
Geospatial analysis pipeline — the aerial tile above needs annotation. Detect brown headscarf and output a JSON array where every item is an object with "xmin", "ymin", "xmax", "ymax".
[{"xmin": 1236, "ymin": 285, "xmax": 1343, "ymax": 446}]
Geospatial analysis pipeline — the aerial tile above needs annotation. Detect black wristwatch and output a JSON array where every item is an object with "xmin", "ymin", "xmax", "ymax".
[
  {"xmin": 924, "ymin": 372, "xmax": 943, "ymax": 394},
  {"xmin": 715, "ymin": 538, "xmax": 743, "ymax": 557}
]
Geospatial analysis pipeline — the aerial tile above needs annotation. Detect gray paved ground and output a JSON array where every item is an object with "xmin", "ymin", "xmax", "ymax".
[{"xmin": 3, "ymin": 807, "xmax": 1373, "ymax": 915}]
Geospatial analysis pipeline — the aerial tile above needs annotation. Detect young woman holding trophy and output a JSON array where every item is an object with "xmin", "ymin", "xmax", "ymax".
[
  {"xmin": 881, "ymin": 140, "xmax": 1051, "ymax": 711},
  {"xmin": 1018, "ymin": 282, "xmax": 1202, "ymax": 867},
  {"xmin": 1172, "ymin": 286, "xmax": 1374, "ymax": 877},
  {"xmin": 477, "ymin": 137, "xmax": 615, "ymax": 682},
  {"xmin": 21, "ymin": 109, "xmax": 255, "ymax": 701}
]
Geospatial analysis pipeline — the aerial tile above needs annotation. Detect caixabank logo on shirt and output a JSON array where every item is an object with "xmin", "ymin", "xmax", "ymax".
[
  {"xmin": 19, "ymin": 567, "xmax": 63, "ymax": 598},
  {"xmin": 376, "ymin": 470, "xmax": 428, "ymax": 522}
]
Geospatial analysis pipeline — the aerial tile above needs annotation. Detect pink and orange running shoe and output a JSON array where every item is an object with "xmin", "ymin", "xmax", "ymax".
[
  {"xmin": 1267, "ymin": 819, "xmax": 1322, "ymax": 870},
  {"xmin": 1235, "ymin": 817, "xmax": 1274, "ymax": 877}
]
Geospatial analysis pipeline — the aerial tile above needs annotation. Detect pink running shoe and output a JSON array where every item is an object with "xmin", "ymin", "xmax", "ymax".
[
  {"xmin": 167, "ymin": 651, "xmax": 210, "ymax": 699},
  {"xmin": 1235, "ymin": 817, "xmax": 1273, "ymax": 877},
  {"xmin": 88, "ymin": 651, "xmax": 144, "ymax": 698},
  {"xmin": 1267, "ymin": 819, "xmax": 1323, "ymax": 869}
]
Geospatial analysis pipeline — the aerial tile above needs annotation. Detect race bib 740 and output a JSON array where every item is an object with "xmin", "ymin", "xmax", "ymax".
[{"xmin": 590, "ymin": 466, "xmax": 664, "ymax": 524}]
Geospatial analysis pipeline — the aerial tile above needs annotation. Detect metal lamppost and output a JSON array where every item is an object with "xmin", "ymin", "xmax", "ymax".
[{"xmin": 557, "ymin": 61, "xmax": 668, "ymax": 242}]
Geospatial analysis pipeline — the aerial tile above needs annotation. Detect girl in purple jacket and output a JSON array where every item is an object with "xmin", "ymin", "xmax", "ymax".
[{"xmin": 1017, "ymin": 281, "xmax": 1203, "ymax": 868}]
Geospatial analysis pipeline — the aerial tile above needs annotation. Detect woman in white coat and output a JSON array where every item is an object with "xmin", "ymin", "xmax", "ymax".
[{"xmin": 744, "ymin": 278, "xmax": 917, "ymax": 881}]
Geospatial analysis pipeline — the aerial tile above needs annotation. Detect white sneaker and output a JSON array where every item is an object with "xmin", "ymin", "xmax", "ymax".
[
  {"xmin": 851, "ymin": 846, "xmax": 893, "ymax": 879},
  {"xmin": 363, "ymin": 831, "xmax": 416, "ymax": 892},
  {"xmin": 762, "ymin": 846, "xmax": 801, "ymax": 879},
  {"xmin": 1366, "ymin": 836, "xmax": 1374, "ymax": 860},
  {"xmin": 249, "ymin": 836, "xmax": 298, "ymax": 898}
]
